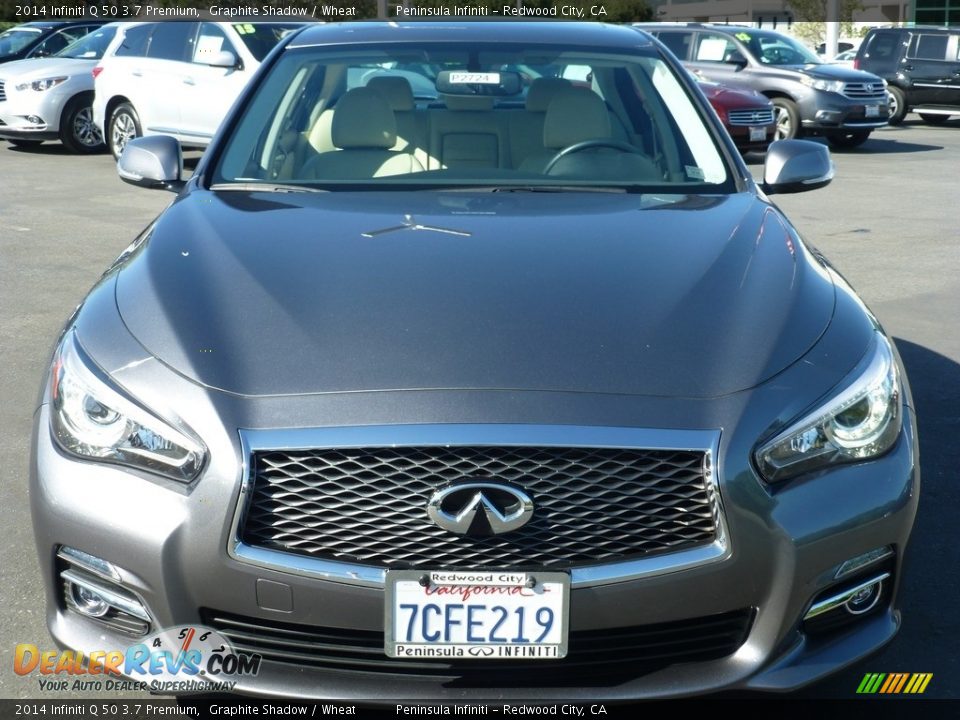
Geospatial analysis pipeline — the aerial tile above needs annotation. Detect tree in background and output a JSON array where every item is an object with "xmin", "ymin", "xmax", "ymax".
[{"xmin": 786, "ymin": 4, "xmax": 865, "ymax": 47}]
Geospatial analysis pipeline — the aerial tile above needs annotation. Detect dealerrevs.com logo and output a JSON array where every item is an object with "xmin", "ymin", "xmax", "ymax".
[{"xmin": 14, "ymin": 625, "xmax": 261, "ymax": 695}]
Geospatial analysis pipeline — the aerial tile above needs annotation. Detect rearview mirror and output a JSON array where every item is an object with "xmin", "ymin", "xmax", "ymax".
[
  {"xmin": 436, "ymin": 70, "xmax": 522, "ymax": 97},
  {"xmin": 117, "ymin": 136, "xmax": 184, "ymax": 192},
  {"xmin": 762, "ymin": 140, "xmax": 834, "ymax": 195}
]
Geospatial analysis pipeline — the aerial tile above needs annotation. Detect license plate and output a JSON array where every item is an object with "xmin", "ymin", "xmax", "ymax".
[
  {"xmin": 385, "ymin": 570, "xmax": 569, "ymax": 660},
  {"xmin": 749, "ymin": 126, "xmax": 767, "ymax": 141},
  {"xmin": 865, "ymin": 105, "xmax": 880, "ymax": 117}
]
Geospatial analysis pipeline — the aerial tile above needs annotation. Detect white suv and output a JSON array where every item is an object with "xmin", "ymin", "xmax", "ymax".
[{"xmin": 93, "ymin": 21, "xmax": 304, "ymax": 159}]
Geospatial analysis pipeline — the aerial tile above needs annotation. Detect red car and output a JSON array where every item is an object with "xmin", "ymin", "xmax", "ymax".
[{"xmin": 697, "ymin": 78, "xmax": 775, "ymax": 154}]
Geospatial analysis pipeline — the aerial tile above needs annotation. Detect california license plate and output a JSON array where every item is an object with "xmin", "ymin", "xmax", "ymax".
[
  {"xmin": 749, "ymin": 126, "xmax": 767, "ymax": 141},
  {"xmin": 865, "ymin": 104, "xmax": 880, "ymax": 117},
  {"xmin": 385, "ymin": 570, "xmax": 569, "ymax": 660}
]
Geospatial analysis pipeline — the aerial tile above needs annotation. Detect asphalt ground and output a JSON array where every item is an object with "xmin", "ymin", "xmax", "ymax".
[{"xmin": 1, "ymin": 118, "xmax": 958, "ymax": 701}]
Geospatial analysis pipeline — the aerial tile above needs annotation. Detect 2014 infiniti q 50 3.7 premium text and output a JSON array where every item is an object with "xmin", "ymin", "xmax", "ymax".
[{"xmin": 31, "ymin": 23, "xmax": 918, "ymax": 700}]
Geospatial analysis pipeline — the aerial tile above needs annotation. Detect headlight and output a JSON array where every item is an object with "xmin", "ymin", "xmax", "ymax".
[
  {"xmin": 15, "ymin": 76, "xmax": 68, "ymax": 92},
  {"xmin": 801, "ymin": 76, "xmax": 845, "ymax": 94},
  {"xmin": 50, "ymin": 332, "xmax": 206, "ymax": 482},
  {"xmin": 755, "ymin": 333, "xmax": 902, "ymax": 482}
]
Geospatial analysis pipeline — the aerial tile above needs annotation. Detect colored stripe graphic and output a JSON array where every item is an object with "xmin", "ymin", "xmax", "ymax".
[{"xmin": 857, "ymin": 673, "xmax": 932, "ymax": 694}]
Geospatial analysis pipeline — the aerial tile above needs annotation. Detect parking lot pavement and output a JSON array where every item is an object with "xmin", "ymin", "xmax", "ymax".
[{"xmin": 2, "ymin": 119, "xmax": 958, "ymax": 699}]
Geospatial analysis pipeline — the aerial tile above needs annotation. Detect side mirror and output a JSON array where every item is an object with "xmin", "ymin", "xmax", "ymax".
[
  {"xmin": 762, "ymin": 139, "xmax": 834, "ymax": 195},
  {"xmin": 117, "ymin": 135, "xmax": 184, "ymax": 192},
  {"xmin": 207, "ymin": 50, "xmax": 238, "ymax": 68},
  {"xmin": 725, "ymin": 50, "xmax": 748, "ymax": 68}
]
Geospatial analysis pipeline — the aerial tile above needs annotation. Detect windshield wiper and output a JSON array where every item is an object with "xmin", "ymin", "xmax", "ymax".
[
  {"xmin": 457, "ymin": 185, "xmax": 632, "ymax": 194},
  {"xmin": 210, "ymin": 182, "xmax": 329, "ymax": 193}
]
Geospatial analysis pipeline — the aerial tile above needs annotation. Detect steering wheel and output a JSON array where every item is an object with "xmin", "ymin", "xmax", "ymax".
[{"xmin": 543, "ymin": 139, "xmax": 644, "ymax": 175}]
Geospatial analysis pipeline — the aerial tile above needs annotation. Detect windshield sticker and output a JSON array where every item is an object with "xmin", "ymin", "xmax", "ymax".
[
  {"xmin": 685, "ymin": 166, "xmax": 705, "ymax": 180},
  {"xmin": 448, "ymin": 72, "xmax": 501, "ymax": 85}
]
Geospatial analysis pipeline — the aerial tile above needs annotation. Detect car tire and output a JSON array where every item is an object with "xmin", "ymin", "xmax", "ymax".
[
  {"xmin": 826, "ymin": 130, "xmax": 872, "ymax": 149},
  {"xmin": 771, "ymin": 98, "xmax": 800, "ymax": 140},
  {"xmin": 918, "ymin": 113, "xmax": 950, "ymax": 125},
  {"xmin": 886, "ymin": 86, "xmax": 907, "ymax": 125},
  {"xmin": 7, "ymin": 139, "xmax": 43, "ymax": 148},
  {"xmin": 59, "ymin": 94, "xmax": 105, "ymax": 154},
  {"xmin": 108, "ymin": 102, "xmax": 141, "ymax": 160}
]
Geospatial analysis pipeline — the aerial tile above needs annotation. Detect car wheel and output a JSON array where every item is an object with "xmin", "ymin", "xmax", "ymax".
[
  {"xmin": 7, "ymin": 139, "xmax": 43, "ymax": 148},
  {"xmin": 771, "ymin": 98, "xmax": 800, "ymax": 140},
  {"xmin": 886, "ymin": 86, "xmax": 907, "ymax": 125},
  {"xmin": 59, "ymin": 95, "xmax": 104, "ymax": 154},
  {"xmin": 826, "ymin": 130, "xmax": 872, "ymax": 149},
  {"xmin": 918, "ymin": 113, "xmax": 950, "ymax": 125},
  {"xmin": 108, "ymin": 102, "xmax": 141, "ymax": 160}
]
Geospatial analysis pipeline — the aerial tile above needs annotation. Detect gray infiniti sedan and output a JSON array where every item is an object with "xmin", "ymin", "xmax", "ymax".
[{"xmin": 31, "ymin": 23, "xmax": 918, "ymax": 700}]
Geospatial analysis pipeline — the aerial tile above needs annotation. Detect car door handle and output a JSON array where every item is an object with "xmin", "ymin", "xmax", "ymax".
[
  {"xmin": 902, "ymin": 64, "xmax": 913, "ymax": 71},
  {"xmin": 132, "ymin": 70, "xmax": 143, "ymax": 77},
  {"xmin": 183, "ymin": 77, "xmax": 196, "ymax": 86}
]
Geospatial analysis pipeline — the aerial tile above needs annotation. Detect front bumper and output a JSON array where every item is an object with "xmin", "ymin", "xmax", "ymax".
[
  {"xmin": 797, "ymin": 89, "xmax": 890, "ymax": 132},
  {"xmin": 31, "ymin": 392, "xmax": 919, "ymax": 699},
  {"xmin": 0, "ymin": 82, "xmax": 70, "ymax": 139}
]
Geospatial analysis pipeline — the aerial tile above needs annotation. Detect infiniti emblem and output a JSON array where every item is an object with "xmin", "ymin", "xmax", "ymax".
[{"xmin": 426, "ymin": 482, "xmax": 534, "ymax": 537}]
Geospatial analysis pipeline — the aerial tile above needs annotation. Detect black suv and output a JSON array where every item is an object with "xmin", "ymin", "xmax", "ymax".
[
  {"xmin": 856, "ymin": 26, "xmax": 960, "ymax": 125},
  {"xmin": 638, "ymin": 23, "xmax": 890, "ymax": 148}
]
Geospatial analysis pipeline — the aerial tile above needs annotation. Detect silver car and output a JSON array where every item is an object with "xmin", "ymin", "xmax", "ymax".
[
  {"xmin": 31, "ymin": 22, "xmax": 918, "ymax": 700},
  {"xmin": 0, "ymin": 24, "xmax": 117, "ymax": 153}
]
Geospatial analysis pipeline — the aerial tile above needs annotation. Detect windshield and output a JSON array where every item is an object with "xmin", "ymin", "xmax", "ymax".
[
  {"xmin": 214, "ymin": 42, "xmax": 732, "ymax": 192},
  {"xmin": 56, "ymin": 25, "xmax": 117, "ymax": 60},
  {"xmin": 740, "ymin": 30, "xmax": 822, "ymax": 66},
  {"xmin": 0, "ymin": 27, "xmax": 41, "ymax": 57},
  {"xmin": 232, "ymin": 23, "xmax": 302, "ymax": 61}
]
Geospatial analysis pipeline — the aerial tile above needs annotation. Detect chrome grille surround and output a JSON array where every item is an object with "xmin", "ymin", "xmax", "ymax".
[
  {"xmin": 0, "ymin": 80, "xmax": 6, "ymax": 102},
  {"xmin": 229, "ymin": 425, "xmax": 729, "ymax": 589},
  {"xmin": 727, "ymin": 109, "xmax": 775, "ymax": 126},
  {"xmin": 842, "ymin": 82, "xmax": 887, "ymax": 101}
]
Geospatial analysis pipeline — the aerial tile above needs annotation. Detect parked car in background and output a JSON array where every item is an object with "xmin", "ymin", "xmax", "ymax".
[
  {"xmin": 92, "ymin": 21, "xmax": 305, "ymax": 159},
  {"xmin": 831, "ymin": 49, "xmax": 858, "ymax": 68},
  {"xmin": 0, "ymin": 24, "xmax": 118, "ymax": 152},
  {"xmin": 856, "ymin": 26, "xmax": 960, "ymax": 125},
  {"xmin": 33, "ymin": 22, "xmax": 918, "ymax": 701},
  {"xmin": 0, "ymin": 21, "xmax": 104, "ymax": 65},
  {"xmin": 695, "ymin": 75, "xmax": 775, "ymax": 153},
  {"xmin": 639, "ymin": 23, "xmax": 890, "ymax": 148},
  {"xmin": 816, "ymin": 41, "xmax": 857, "ymax": 57}
]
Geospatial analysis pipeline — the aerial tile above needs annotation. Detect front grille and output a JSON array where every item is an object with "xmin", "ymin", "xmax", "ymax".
[
  {"xmin": 202, "ymin": 608, "xmax": 754, "ymax": 682},
  {"xmin": 0, "ymin": 81, "xmax": 6, "ymax": 102},
  {"xmin": 843, "ymin": 81, "xmax": 886, "ymax": 101},
  {"xmin": 727, "ymin": 108, "xmax": 775, "ymax": 126},
  {"xmin": 239, "ymin": 446, "xmax": 717, "ymax": 570}
]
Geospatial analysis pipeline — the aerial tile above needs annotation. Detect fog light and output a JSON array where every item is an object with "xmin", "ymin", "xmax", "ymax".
[
  {"xmin": 71, "ymin": 583, "xmax": 110, "ymax": 618},
  {"xmin": 845, "ymin": 581, "xmax": 882, "ymax": 615},
  {"xmin": 27, "ymin": 115, "xmax": 44, "ymax": 125}
]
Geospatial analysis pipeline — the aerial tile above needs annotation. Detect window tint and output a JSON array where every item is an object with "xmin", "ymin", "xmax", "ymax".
[
  {"xmin": 910, "ymin": 34, "xmax": 949, "ymax": 61},
  {"xmin": 147, "ymin": 21, "xmax": 196, "ymax": 62},
  {"xmin": 30, "ymin": 28, "xmax": 88, "ymax": 57},
  {"xmin": 116, "ymin": 24, "xmax": 152, "ymax": 57},
  {"xmin": 194, "ymin": 23, "xmax": 234, "ymax": 63},
  {"xmin": 694, "ymin": 34, "xmax": 738, "ymax": 63},
  {"xmin": 657, "ymin": 32, "xmax": 692, "ymax": 60},
  {"xmin": 865, "ymin": 31, "xmax": 901, "ymax": 60}
]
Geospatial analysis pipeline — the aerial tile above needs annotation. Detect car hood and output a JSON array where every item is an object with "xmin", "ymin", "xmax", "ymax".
[
  {"xmin": 114, "ymin": 190, "xmax": 835, "ymax": 398},
  {"xmin": 700, "ymin": 83, "xmax": 771, "ymax": 109},
  {"xmin": 0, "ymin": 57, "xmax": 96, "ymax": 80},
  {"xmin": 770, "ymin": 63, "xmax": 882, "ymax": 83}
]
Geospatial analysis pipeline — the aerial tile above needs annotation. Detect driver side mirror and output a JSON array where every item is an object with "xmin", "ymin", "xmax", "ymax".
[
  {"xmin": 762, "ymin": 140, "xmax": 834, "ymax": 195},
  {"xmin": 117, "ymin": 135, "xmax": 185, "ymax": 192},
  {"xmin": 206, "ymin": 50, "xmax": 238, "ymax": 69},
  {"xmin": 725, "ymin": 50, "xmax": 748, "ymax": 68}
]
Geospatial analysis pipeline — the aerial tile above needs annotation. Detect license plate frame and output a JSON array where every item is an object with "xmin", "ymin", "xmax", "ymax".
[
  {"xmin": 749, "ymin": 126, "xmax": 768, "ymax": 142},
  {"xmin": 385, "ymin": 570, "xmax": 570, "ymax": 660}
]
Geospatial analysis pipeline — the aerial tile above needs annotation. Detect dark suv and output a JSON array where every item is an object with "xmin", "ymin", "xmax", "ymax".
[
  {"xmin": 638, "ymin": 23, "xmax": 890, "ymax": 148},
  {"xmin": 856, "ymin": 26, "xmax": 960, "ymax": 125}
]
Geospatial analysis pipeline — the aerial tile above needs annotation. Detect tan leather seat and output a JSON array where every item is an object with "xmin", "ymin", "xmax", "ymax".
[
  {"xmin": 508, "ymin": 78, "xmax": 571, "ymax": 169},
  {"xmin": 428, "ymin": 95, "xmax": 510, "ymax": 170},
  {"xmin": 302, "ymin": 88, "xmax": 424, "ymax": 180},
  {"xmin": 365, "ymin": 76, "xmax": 431, "ymax": 169}
]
